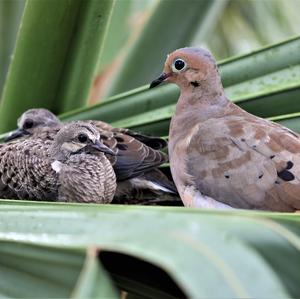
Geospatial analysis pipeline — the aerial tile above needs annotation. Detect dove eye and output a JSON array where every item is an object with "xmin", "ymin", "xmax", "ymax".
[
  {"xmin": 172, "ymin": 59, "xmax": 187, "ymax": 72},
  {"xmin": 78, "ymin": 133, "xmax": 88, "ymax": 143},
  {"xmin": 23, "ymin": 119, "xmax": 34, "ymax": 129}
]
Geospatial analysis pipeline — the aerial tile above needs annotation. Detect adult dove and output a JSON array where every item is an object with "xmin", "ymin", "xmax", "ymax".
[
  {"xmin": 150, "ymin": 47, "xmax": 300, "ymax": 211},
  {"xmin": 6, "ymin": 109, "xmax": 177, "ymax": 197},
  {"xmin": 0, "ymin": 122, "xmax": 116, "ymax": 203}
]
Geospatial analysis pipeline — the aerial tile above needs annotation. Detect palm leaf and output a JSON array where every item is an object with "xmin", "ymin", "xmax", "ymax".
[
  {"xmin": 1, "ymin": 1, "xmax": 300, "ymax": 297},
  {"xmin": 0, "ymin": 200, "xmax": 299, "ymax": 298},
  {"xmin": 0, "ymin": 0, "xmax": 115, "ymax": 133},
  {"xmin": 0, "ymin": 0, "xmax": 25, "ymax": 93}
]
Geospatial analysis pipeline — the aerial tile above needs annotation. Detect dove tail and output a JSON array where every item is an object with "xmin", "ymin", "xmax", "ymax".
[{"xmin": 135, "ymin": 168, "xmax": 178, "ymax": 194}]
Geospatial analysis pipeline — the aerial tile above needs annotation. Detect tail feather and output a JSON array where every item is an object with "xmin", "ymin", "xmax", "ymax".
[{"xmin": 131, "ymin": 169, "xmax": 178, "ymax": 194}]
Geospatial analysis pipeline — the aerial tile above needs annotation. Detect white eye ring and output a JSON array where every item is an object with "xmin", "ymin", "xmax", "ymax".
[{"xmin": 171, "ymin": 58, "xmax": 187, "ymax": 73}]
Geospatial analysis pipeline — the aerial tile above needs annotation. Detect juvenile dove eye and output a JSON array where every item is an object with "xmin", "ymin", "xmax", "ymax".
[
  {"xmin": 78, "ymin": 133, "xmax": 88, "ymax": 143},
  {"xmin": 172, "ymin": 59, "xmax": 186, "ymax": 72},
  {"xmin": 24, "ymin": 119, "xmax": 34, "ymax": 129}
]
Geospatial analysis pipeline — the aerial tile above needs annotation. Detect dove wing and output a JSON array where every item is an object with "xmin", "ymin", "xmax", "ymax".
[
  {"xmin": 86, "ymin": 123, "xmax": 168, "ymax": 181},
  {"xmin": 185, "ymin": 115, "xmax": 300, "ymax": 211},
  {"xmin": 111, "ymin": 133, "xmax": 167, "ymax": 181},
  {"xmin": 89, "ymin": 120, "xmax": 167, "ymax": 150},
  {"xmin": 0, "ymin": 139, "xmax": 57, "ymax": 200}
]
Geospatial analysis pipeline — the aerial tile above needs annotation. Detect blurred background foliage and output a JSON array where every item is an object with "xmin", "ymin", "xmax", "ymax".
[
  {"xmin": 1, "ymin": 0, "xmax": 300, "ymax": 104},
  {"xmin": 0, "ymin": 0, "xmax": 25, "ymax": 94},
  {"xmin": 1, "ymin": 1, "xmax": 300, "ymax": 297}
]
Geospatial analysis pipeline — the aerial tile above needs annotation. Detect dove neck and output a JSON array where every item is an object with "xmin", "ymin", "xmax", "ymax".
[
  {"xmin": 50, "ymin": 146, "xmax": 66, "ymax": 162},
  {"xmin": 49, "ymin": 140, "xmax": 71, "ymax": 163},
  {"xmin": 175, "ymin": 84, "xmax": 229, "ymax": 121}
]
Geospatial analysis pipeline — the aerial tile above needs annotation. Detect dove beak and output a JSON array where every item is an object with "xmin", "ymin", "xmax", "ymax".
[
  {"xmin": 4, "ymin": 128, "xmax": 31, "ymax": 142},
  {"xmin": 92, "ymin": 140, "xmax": 116, "ymax": 155},
  {"xmin": 149, "ymin": 72, "xmax": 172, "ymax": 88}
]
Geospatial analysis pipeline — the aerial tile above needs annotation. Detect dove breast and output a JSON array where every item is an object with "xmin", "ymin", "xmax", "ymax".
[{"xmin": 57, "ymin": 153, "xmax": 116, "ymax": 203}]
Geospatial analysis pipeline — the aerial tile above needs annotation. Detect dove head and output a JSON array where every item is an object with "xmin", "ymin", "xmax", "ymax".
[
  {"xmin": 5, "ymin": 108, "xmax": 61, "ymax": 142},
  {"xmin": 50, "ymin": 122, "xmax": 115, "ymax": 162},
  {"xmin": 18, "ymin": 108, "xmax": 60, "ymax": 131},
  {"xmin": 150, "ymin": 47, "xmax": 222, "ymax": 92}
]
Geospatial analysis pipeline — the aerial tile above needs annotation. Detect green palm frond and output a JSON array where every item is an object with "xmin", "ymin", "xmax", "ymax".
[{"xmin": 0, "ymin": 0, "xmax": 300, "ymax": 297}]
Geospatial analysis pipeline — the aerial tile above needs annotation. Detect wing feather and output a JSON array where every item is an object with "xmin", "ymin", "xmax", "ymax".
[{"xmin": 187, "ymin": 115, "xmax": 300, "ymax": 211}]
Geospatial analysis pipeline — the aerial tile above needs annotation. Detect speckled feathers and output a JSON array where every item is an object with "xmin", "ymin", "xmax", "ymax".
[{"xmin": 0, "ymin": 122, "xmax": 116, "ymax": 203}]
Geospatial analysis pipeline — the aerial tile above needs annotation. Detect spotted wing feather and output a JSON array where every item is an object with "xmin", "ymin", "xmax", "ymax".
[{"xmin": 185, "ymin": 114, "xmax": 300, "ymax": 211}]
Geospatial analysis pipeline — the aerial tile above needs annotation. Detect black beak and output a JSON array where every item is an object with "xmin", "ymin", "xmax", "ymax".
[
  {"xmin": 149, "ymin": 72, "xmax": 172, "ymax": 88},
  {"xmin": 92, "ymin": 140, "xmax": 116, "ymax": 156},
  {"xmin": 4, "ymin": 128, "xmax": 31, "ymax": 142}
]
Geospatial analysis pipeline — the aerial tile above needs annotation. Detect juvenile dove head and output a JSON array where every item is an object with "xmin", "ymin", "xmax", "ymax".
[
  {"xmin": 18, "ymin": 108, "xmax": 60, "ymax": 131},
  {"xmin": 150, "ymin": 47, "xmax": 221, "ymax": 91},
  {"xmin": 50, "ymin": 122, "xmax": 114, "ymax": 162},
  {"xmin": 6, "ymin": 108, "xmax": 61, "ymax": 141}
]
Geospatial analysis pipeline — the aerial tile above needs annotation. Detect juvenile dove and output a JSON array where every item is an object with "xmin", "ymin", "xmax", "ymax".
[
  {"xmin": 0, "ymin": 122, "xmax": 116, "ymax": 203},
  {"xmin": 6, "ymin": 109, "xmax": 177, "ymax": 197},
  {"xmin": 150, "ymin": 47, "xmax": 300, "ymax": 211}
]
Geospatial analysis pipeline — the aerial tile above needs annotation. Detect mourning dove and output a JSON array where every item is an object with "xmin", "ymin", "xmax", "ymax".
[
  {"xmin": 150, "ymin": 47, "xmax": 300, "ymax": 212},
  {"xmin": 6, "ymin": 109, "xmax": 177, "ymax": 198},
  {"xmin": 0, "ymin": 122, "xmax": 116, "ymax": 203}
]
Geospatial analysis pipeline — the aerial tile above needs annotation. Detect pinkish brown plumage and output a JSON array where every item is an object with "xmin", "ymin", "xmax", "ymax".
[{"xmin": 150, "ymin": 47, "xmax": 300, "ymax": 211}]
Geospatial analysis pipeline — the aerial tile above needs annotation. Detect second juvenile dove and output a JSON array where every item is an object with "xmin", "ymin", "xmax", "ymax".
[
  {"xmin": 150, "ymin": 47, "xmax": 300, "ymax": 212},
  {"xmin": 0, "ymin": 122, "xmax": 116, "ymax": 203}
]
